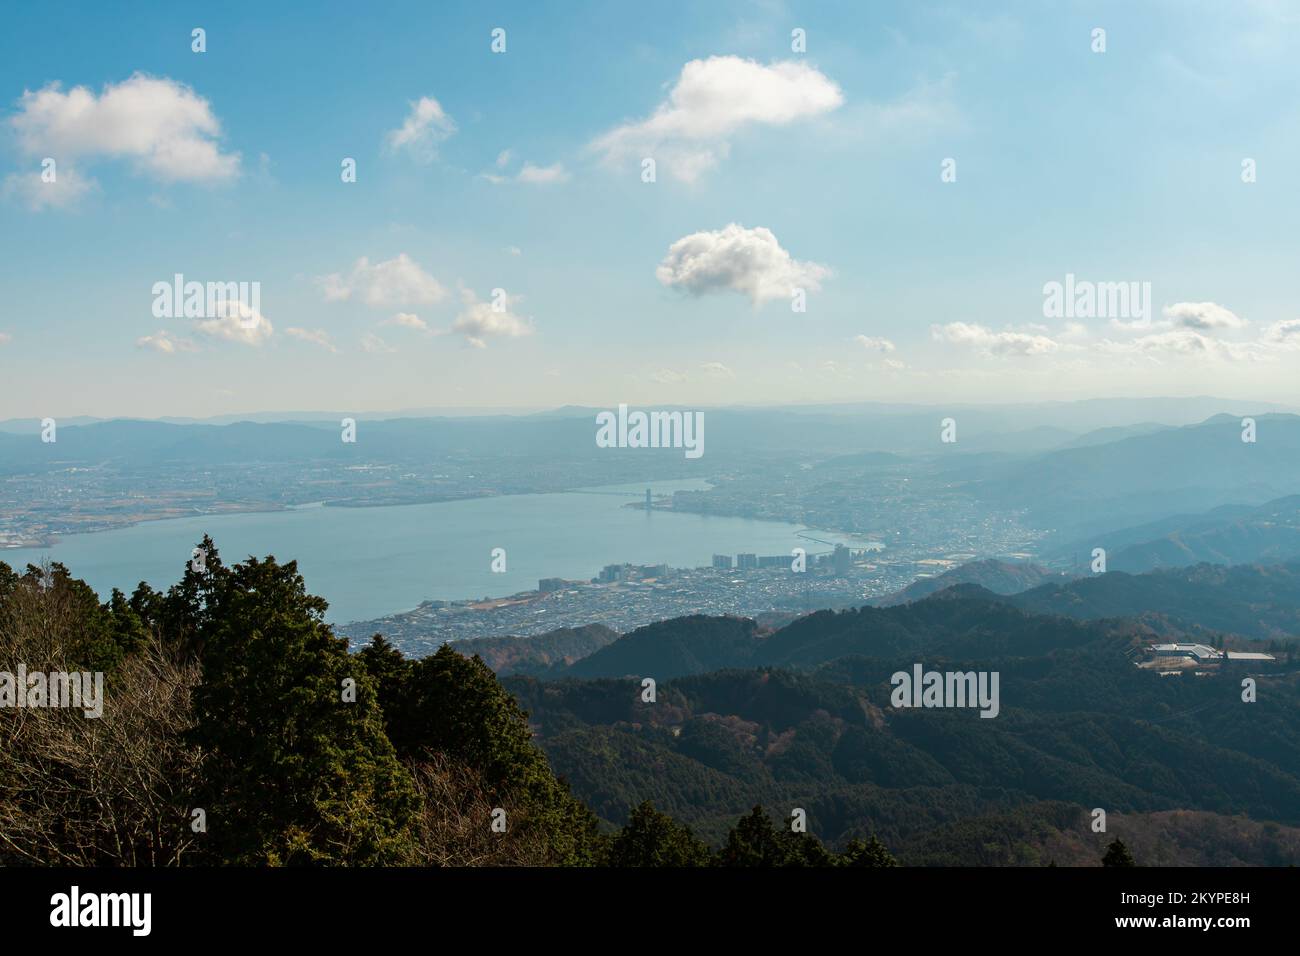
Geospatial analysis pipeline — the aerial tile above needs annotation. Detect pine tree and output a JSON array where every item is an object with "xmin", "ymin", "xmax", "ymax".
[
  {"xmin": 1102, "ymin": 838, "xmax": 1137, "ymax": 867},
  {"xmin": 606, "ymin": 801, "xmax": 711, "ymax": 867}
]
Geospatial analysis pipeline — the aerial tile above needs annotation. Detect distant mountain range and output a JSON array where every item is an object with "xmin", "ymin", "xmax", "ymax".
[
  {"xmin": 1003, "ymin": 560, "xmax": 1300, "ymax": 642},
  {"xmin": 4, "ymin": 397, "xmax": 1296, "ymax": 464},
  {"xmin": 864, "ymin": 555, "xmax": 1300, "ymax": 643},
  {"xmin": 1064, "ymin": 495, "xmax": 1300, "ymax": 572},
  {"xmin": 872, "ymin": 559, "xmax": 1067, "ymax": 607},
  {"xmin": 976, "ymin": 412, "xmax": 1300, "ymax": 544}
]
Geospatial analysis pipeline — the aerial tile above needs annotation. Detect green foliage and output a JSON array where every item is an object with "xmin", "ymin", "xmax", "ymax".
[
  {"xmin": 183, "ymin": 545, "xmax": 418, "ymax": 865},
  {"xmin": 1102, "ymin": 838, "xmax": 1137, "ymax": 867},
  {"xmin": 842, "ymin": 835, "xmax": 900, "ymax": 867},
  {"xmin": 717, "ymin": 806, "xmax": 838, "ymax": 867},
  {"xmin": 509, "ymin": 603, "xmax": 1300, "ymax": 863},
  {"xmin": 360, "ymin": 639, "xmax": 600, "ymax": 865},
  {"xmin": 604, "ymin": 801, "xmax": 711, "ymax": 867}
]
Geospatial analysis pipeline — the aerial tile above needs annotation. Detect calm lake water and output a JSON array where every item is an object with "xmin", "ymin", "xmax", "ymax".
[{"xmin": 3, "ymin": 481, "xmax": 856, "ymax": 624}]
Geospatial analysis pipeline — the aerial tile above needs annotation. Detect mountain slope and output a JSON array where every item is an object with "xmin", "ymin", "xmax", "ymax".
[
  {"xmin": 873, "ymin": 559, "xmax": 1065, "ymax": 606},
  {"xmin": 1006, "ymin": 560, "xmax": 1300, "ymax": 641}
]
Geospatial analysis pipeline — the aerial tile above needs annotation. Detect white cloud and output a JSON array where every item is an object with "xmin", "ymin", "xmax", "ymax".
[
  {"xmin": 383, "ymin": 312, "xmax": 429, "ymax": 332},
  {"xmin": 1162, "ymin": 301, "xmax": 1248, "ymax": 330},
  {"xmin": 449, "ymin": 288, "xmax": 533, "ymax": 348},
  {"xmin": 481, "ymin": 159, "xmax": 570, "ymax": 185},
  {"xmin": 0, "ymin": 333, "xmax": 10, "ymax": 346},
  {"xmin": 656, "ymin": 223, "xmax": 830, "ymax": 306},
  {"xmin": 931, "ymin": 321, "xmax": 1060, "ymax": 357},
  {"xmin": 700, "ymin": 361, "xmax": 735, "ymax": 379},
  {"xmin": 319, "ymin": 254, "xmax": 447, "ymax": 308},
  {"xmin": 1096, "ymin": 328, "xmax": 1260, "ymax": 362},
  {"xmin": 10, "ymin": 73, "xmax": 239, "ymax": 186},
  {"xmin": 285, "ymin": 327, "xmax": 340, "ymax": 353},
  {"xmin": 591, "ymin": 56, "xmax": 844, "ymax": 182},
  {"xmin": 516, "ymin": 162, "xmax": 569, "ymax": 184},
  {"xmin": 193, "ymin": 301, "xmax": 273, "ymax": 346},
  {"xmin": 1262, "ymin": 318, "xmax": 1300, "ymax": 343},
  {"xmin": 2, "ymin": 166, "xmax": 94, "ymax": 210},
  {"xmin": 495, "ymin": 149, "xmax": 513, "ymax": 169},
  {"xmin": 504, "ymin": 245, "xmax": 522, "ymax": 256},
  {"xmin": 361, "ymin": 333, "xmax": 396, "ymax": 354},
  {"xmin": 385, "ymin": 96, "xmax": 456, "ymax": 161},
  {"xmin": 136, "ymin": 330, "xmax": 196, "ymax": 353},
  {"xmin": 855, "ymin": 335, "xmax": 896, "ymax": 353}
]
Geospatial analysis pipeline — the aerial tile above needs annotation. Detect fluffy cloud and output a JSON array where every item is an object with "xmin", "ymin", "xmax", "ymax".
[
  {"xmin": 931, "ymin": 322, "xmax": 1060, "ymax": 357},
  {"xmin": 10, "ymin": 73, "xmax": 239, "ymax": 186},
  {"xmin": 193, "ymin": 301, "xmax": 272, "ymax": 346},
  {"xmin": 855, "ymin": 335, "xmax": 896, "ymax": 353},
  {"xmin": 450, "ymin": 288, "xmax": 533, "ymax": 348},
  {"xmin": 319, "ymin": 254, "xmax": 447, "ymax": 308},
  {"xmin": 136, "ymin": 330, "xmax": 197, "ymax": 353},
  {"xmin": 385, "ymin": 96, "xmax": 456, "ymax": 161},
  {"xmin": 656, "ymin": 223, "xmax": 830, "ymax": 306},
  {"xmin": 1262, "ymin": 318, "xmax": 1300, "ymax": 343},
  {"xmin": 1162, "ymin": 301, "xmax": 1248, "ymax": 330},
  {"xmin": 591, "ymin": 56, "xmax": 843, "ymax": 182},
  {"xmin": 700, "ymin": 361, "xmax": 735, "ymax": 379},
  {"xmin": 650, "ymin": 368, "xmax": 686, "ymax": 384},
  {"xmin": 383, "ymin": 312, "xmax": 429, "ymax": 332},
  {"xmin": 285, "ymin": 327, "xmax": 340, "ymax": 352}
]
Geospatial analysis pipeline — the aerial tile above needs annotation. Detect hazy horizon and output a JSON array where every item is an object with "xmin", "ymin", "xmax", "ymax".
[{"xmin": 3, "ymin": 393, "xmax": 1300, "ymax": 426}]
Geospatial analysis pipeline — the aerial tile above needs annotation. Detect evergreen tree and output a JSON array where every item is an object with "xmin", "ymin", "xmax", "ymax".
[
  {"xmin": 605, "ymin": 801, "xmax": 711, "ymax": 867},
  {"xmin": 187, "ymin": 545, "xmax": 418, "ymax": 865},
  {"xmin": 718, "ymin": 805, "xmax": 787, "ymax": 866},
  {"xmin": 360, "ymin": 639, "xmax": 599, "ymax": 865},
  {"xmin": 717, "ymin": 805, "xmax": 836, "ymax": 867},
  {"xmin": 840, "ymin": 834, "xmax": 900, "ymax": 867},
  {"xmin": 1102, "ymin": 838, "xmax": 1137, "ymax": 867}
]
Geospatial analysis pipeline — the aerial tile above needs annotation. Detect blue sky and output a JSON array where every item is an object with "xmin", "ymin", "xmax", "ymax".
[{"xmin": 2, "ymin": 0, "xmax": 1299, "ymax": 418}]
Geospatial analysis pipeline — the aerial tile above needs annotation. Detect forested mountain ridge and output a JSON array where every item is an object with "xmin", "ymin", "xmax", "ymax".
[{"xmin": 4, "ymin": 541, "xmax": 1296, "ymax": 867}]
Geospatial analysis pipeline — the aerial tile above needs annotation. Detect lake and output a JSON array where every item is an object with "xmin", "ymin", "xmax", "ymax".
[{"xmin": 2, "ymin": 480, "xmax": 858, "ymax": 624}]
